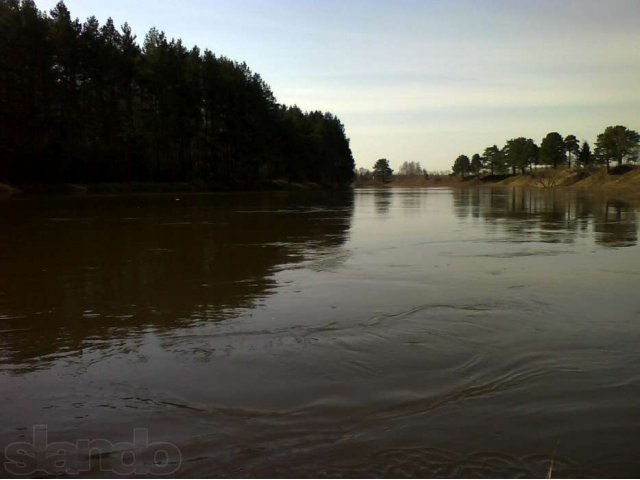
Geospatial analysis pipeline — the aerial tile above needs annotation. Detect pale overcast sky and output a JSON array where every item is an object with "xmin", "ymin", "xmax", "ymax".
[{"xmin": 37, "ymin": 0, "xmax": 640, "ymax": 172}]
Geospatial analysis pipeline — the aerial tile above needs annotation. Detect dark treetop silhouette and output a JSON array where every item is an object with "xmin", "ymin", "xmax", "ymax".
[
  {"xmin": 0, "ymin": 1, "xmax": 355, "ymax": 187},
  {"xmin": 451, "ymin": 126, "xmax": 639, "ymax": 176}
]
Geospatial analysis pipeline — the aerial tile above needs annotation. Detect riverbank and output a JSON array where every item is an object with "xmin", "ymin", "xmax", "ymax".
[
  {"xmin": 0, "ymin": 179, "xmax": 345, "ymax": 197},
  {"xmin": 354, "ymin": 166, "xmax": 640, "ymax": 205},
  {"xmin": 3, "ymin": 167, "xmax": 640, "ymax": 205}
]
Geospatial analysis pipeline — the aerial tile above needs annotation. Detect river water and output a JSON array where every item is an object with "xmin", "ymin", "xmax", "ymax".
[{"xmin": 1, "ymin": 187, "xmax": 639, "ymax": 477}]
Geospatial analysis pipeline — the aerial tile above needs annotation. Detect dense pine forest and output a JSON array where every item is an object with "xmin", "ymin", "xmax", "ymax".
[{"xmin": 0, "ymin": 1, "xmax": 355, "ymax": 187}]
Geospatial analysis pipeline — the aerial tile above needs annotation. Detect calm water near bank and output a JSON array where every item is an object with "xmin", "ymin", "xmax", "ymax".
[{"xmin": 1, "ymin": 187, "xmax": 640, "ymax": 477}]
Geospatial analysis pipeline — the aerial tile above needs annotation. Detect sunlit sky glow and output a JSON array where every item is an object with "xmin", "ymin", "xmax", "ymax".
[{"xmin": 38, "ymin": 0, "xmax": 640, "ymax": 172}]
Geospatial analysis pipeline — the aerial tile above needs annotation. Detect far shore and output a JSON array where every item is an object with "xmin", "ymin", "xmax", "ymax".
[
  {"xmin": 2, "ymin": 166, "xmax": 640, "ymax": 206},
  {"xmin": 354, "ymin": 166, "xmax": 640, "ymax": 206}
]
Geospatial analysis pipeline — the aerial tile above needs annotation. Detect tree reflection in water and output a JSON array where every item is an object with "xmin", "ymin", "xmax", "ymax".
[
  {"xmin": 0, "ymin": 191, "xmax": 354, "ymax": 370},
  {"xmin": 452, "ymin": 187, "xmax": 637, "ymax": 247}
]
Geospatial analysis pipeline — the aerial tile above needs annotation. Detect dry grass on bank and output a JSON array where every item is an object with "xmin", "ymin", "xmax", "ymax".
[
  {"xmin": 353, "ymin": 167, "xmax": 640, "ymax": 205},
  {"xmin": 353, "ymin": 175, "xmax": 464, "ymax": 188},
  {"xmin": 574, "ymin": 167, "xmax": 640, "ymax": 204}
]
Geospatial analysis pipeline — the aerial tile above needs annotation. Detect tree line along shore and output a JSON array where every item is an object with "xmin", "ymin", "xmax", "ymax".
[
  {"xmin": 2, "ymin": 3, "xmax": 638, "ymax": 199},
  {"xmin": 0, "ymin": 1, "xmax": 355, "ymax": 190},
  {"xmin": 353, "ymin": 126, "xmax": 640, "ymax": 202},
  {"xmin": 356, "ymin": 125, "xmax": 639, "ymax": 183},
  {"xmin": 449, "ymin": 126, "xmax": 639, "ymax": 177},
  {"xmin": 353, "ymin": 164, "xmax": 640, "ymax": 206}
]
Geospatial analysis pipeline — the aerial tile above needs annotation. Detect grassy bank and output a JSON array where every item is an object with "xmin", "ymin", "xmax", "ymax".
[
  {"xmin": 482, "ymin": 166, "xmax": 640, "ymax": 204},
  {"xmin": 354, "ymin": 167, "xmax": 640, "ymax": 205}
]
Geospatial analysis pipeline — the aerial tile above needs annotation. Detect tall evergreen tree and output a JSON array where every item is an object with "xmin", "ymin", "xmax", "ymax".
[
  {"xmin": 564, "ymin": 134, "xmax": 579, "ymax": 168},
  {"xmin": 594, "ymin": 125, "xmax": 640, "ymax": 172},
  {"xmin": 452, "ymin": 154, "xmax": 471, "ymax": 178},
  {"xmin": 504, "ymin": 138, "xmax": 537, "ymax": 174},
  {"xmin": 482, "ymin": 145, "xmax": 503, "ymax": 175},
  {"xmin": 578, "ymin": 141, "xmax": 592, "ymax": 167},
  {"xmin": 539, "ymin": 132, "xmax": 565, "ymax": 169},
  {"xmin": 373, "ymin": 158, "xmax": 393, "ymax": 182},
  {"xmin": 470, "ymin": 154, "xmax": 483, "ymax": 175},
  {"xmin": 0, "ymin": 1, "xmax": 355, "ymax": 187}
]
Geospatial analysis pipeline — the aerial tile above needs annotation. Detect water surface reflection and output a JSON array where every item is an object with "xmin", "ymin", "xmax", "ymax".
[
  {"xmin": 0, "ymin": 191, "xmax": 354, "ymax": 370},
  {"xmin": 1, "ymin": 188, "xmax": 640, "ymax": 477},
  {"xmin": 452, "ymin": 187, "xmax": 637, "ymax": 247}
]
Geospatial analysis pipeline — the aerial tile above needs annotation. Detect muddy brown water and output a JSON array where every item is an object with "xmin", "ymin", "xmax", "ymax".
[{"xmin": 1, "ymin": 187, "xmax": 639, "ymax": 477}]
